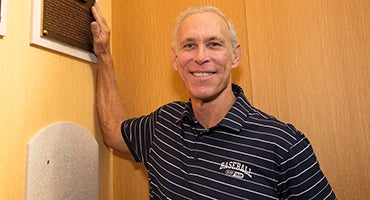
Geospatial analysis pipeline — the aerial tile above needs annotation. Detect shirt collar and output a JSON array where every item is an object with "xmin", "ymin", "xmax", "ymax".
[{"xmin": 176, "ymin": 84, "xmax": 252, "ymax": 133}]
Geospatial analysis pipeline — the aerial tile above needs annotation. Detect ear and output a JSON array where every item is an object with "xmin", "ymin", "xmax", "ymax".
[
  {"xmin": 231, "ymin": 44, "xmax": 242, "ymax": 69},
  {"xmin": 171, "ymin": 48, "xmax": 179, "ymax": 71}
]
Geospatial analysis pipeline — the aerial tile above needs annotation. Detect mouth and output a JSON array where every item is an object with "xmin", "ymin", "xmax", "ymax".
[{"xmin": 191, "ymin": 72, "xmax": 215, "ymax": 77}]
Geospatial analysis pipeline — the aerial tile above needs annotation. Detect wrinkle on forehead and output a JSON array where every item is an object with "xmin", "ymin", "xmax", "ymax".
[{"xmin": 176, "ymin": 12, "xmax": 231, "ymax": 46}]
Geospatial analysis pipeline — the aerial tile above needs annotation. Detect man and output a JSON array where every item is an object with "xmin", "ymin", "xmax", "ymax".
[{"xmin": 91, "ymin": 3, "xmax": 336, "ymax": 199}]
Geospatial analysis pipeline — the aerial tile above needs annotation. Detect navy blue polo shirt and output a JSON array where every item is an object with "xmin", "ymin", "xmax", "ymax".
[{"xmin": 121, "ymin": 84, "xmax": 336, "ymax": 199}]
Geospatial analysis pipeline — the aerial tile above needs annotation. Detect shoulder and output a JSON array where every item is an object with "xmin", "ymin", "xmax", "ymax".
[
  {"xmin": 156, "ymin": 101, "xmax": 189, "ymax": 121},
  {"xmin": 231, "ymin": 84, "xmax": 307, "ymax": 153},
  {"xmin": 123, "ymin": 101, "xmax": 189, "ymax": 127},
  {"xmin": 243, "ymin": 106, "xmax": 309, "ymax": 156},
  {"xmin": 160, "ymin": 101, "xmax": 188, "ymax": 112}
]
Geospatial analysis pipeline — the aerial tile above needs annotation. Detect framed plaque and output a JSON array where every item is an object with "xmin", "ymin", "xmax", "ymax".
[
  {"xmin": 31, "ymin": 0, "xmax": 97, "ymax": 63},
  {"xmin": 0, "ymin": 0, "xmax": 7, "ymax": 36}
]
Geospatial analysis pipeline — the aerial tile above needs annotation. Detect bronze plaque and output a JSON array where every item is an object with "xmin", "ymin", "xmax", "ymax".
[{"xmin": 42, "ymin": 0, "xmax": 95, "ymax": 52}]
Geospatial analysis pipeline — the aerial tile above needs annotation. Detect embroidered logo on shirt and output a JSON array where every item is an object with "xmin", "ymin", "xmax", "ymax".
[{"xmin": 219, "ymin": 161, "xmax": 252, "ymax": 179}]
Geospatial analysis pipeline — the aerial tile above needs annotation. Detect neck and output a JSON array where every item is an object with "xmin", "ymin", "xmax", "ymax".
[{"xmin": 191, "ymin": 88, "xmax": 236, "ymax": 129}]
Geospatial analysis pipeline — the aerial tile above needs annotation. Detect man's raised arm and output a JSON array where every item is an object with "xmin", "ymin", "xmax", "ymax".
[{"xmin": 91, "ymin": 3, "xmax": 129, "ymax": 153}]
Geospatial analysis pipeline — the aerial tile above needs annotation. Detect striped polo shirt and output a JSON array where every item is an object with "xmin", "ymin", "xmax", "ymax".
[{"xmin": 121, "ymin": 84, "xmax": 336, "ymax": 199}]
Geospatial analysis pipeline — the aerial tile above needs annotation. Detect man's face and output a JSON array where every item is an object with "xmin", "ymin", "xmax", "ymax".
[{"xmin": 171, "ymin": 12, "xmax": 241, "ymax": 102}]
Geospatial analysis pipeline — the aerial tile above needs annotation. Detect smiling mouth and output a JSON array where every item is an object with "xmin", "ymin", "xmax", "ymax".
[{"xmin": 191, "ymin": 72, "xmax": 215, "ymax": 77}]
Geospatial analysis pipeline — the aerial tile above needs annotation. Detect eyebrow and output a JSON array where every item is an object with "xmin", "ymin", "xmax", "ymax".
[
  {"xmin": 179, "ymin": 38, "xmax": 196, "ymax": 44},
  {"xmin": 207, "ymin": 37, "xmax": 226, "ymax": 44},
  {"xmin": 179, "ymin": 36, "xmax": 226, "ymax": 45}
]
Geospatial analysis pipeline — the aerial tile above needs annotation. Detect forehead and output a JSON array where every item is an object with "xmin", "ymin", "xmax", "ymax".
[{"xmin": 177, "ymin": 12, "xmax": 230, "ymax": 41}]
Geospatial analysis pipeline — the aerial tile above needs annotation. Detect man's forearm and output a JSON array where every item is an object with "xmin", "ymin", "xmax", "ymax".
[
  {"xmin": 96, "ymin": 54, "xmax": 129, "ymax": 153},
  {"xmin": 91, "ymin": 3, "xmax": 129, "ymax": 153}
]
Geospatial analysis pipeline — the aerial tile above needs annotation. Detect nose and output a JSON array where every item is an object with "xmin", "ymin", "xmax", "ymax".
[{"xmin": 194, "ymin": 45, "xmax": 209, "ymax": 64}]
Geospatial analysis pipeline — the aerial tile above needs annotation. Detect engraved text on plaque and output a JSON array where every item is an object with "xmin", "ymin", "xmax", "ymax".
[{"xmin": 42, "ymin": 0, "xmax": 95, "ymax": 52}]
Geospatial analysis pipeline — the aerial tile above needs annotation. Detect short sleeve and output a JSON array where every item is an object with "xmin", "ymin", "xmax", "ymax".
[
  {"xmin": 121, "ymin": 109, "xmax": 160, "ymax": 165},
  {"xmin": 277, "ymin": 135, "xmax": 336, "ymax": 199}
]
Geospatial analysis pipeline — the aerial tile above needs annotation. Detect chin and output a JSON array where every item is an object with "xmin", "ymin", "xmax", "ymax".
[{"xmin": 189, "ymin": 89, "xmax": 215, "ymax": 102}]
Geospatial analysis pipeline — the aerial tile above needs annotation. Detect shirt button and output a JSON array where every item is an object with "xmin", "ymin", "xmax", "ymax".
[{"xmin": 197, "ymin": 135, "xmax": 204, "ymax": 141}]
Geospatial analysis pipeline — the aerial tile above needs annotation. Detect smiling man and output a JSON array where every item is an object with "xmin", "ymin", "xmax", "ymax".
[
  {"xmin": 171, "ymin": 10, "xmax": 241, "ymax": 130},
  {"xmin": 91, "ymin": 3, "xmax": 336, "ymax": 199}
]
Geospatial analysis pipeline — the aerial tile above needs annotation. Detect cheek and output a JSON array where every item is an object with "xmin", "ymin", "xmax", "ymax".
[
  {"xmin": 177, "ymin": 53, "xmax": 194, "ymax": 68},
  {"xmin": 215, "ymin": 54, "xmax": 233, "ymax": 69},
  {"xmin": 179, "ymin": 52, "xmax": 194, "ymax": 64}
]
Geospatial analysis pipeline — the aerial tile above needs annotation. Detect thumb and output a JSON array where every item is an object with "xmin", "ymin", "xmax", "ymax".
[{"xmin": 91, "ymin": 22, "xmax": 100, "ymax": 38}]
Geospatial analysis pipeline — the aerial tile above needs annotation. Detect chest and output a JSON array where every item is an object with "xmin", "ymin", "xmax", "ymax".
[{"xmin": 147, "ymin": 122, "xmax": 280, "ymax": 199}]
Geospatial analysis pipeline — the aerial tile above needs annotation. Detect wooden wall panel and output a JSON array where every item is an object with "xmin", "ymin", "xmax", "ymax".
[
  {"xmin": 113, "ymin": 0, "xmax": 370, "ymax": 199},
  {"xmin": 112, "ymin": 0, "xmax": 250, "ymax": 199},
  {"xmin": 245, "ymin": 0, "xmax": 370, "ymax": 199}
]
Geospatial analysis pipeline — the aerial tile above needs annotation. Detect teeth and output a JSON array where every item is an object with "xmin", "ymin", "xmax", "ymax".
[{"xmin": 192, "ymin": 72, "xmax": 213, "ymax": 77}]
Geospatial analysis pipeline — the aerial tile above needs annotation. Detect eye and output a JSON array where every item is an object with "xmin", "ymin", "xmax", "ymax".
[
  {"xmin": 183, "ymin": 43, "xmax": 195, "ymax": 49},
  {"xmin": 208, "ymin": 42, "xmax": 222, "ymax": 48}
]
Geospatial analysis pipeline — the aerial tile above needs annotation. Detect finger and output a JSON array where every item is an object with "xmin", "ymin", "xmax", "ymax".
[
  {"xmin": 92, "ymin": 3, "xmax": 105, "ymax": 25},
  {"xmin": 91, "ymin": 4, "xmax": 109, "ymax": 33},
  {"xmin": 91, "ymin": 22, "xmax": 99, "ymax": 36},
  {"xmin": 91, "ymin": 4, "xmax": 100, "ymax": 22},
  {"xmin": 94, "ymin": 3, "xmax": 103, "ymax": 17}
]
